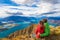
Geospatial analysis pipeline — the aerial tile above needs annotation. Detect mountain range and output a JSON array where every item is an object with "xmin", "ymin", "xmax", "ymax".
[{"xmin": 0, "ymin": 16, "xmax": 60, "ymax": 26}]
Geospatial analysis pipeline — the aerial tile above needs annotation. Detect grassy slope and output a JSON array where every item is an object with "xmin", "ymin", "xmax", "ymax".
[{"xmin": 0, "ymin": 24, "xmax": 60, "ymax": 40}]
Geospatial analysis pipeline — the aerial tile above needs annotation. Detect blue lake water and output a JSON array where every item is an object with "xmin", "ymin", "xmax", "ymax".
[{"xmin": 0, "ymin": 22, "xmax": 31, "ymax": 38}]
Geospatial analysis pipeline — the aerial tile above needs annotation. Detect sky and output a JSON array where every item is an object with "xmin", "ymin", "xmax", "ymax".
[{"xmin": 0, "ymin": 0, "xmax": 60, "ymax": 18}]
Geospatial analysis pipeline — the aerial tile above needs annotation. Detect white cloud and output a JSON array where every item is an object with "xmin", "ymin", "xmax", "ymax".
[
  {"xmin": 0, "ymin": 7, "xmax": 11, "ymax": 18},
  {"xmin": 12, "ymin": 0, "xmax": 27, "ymax": 4},
  {"xmin": 44, "ymin": 3, "xmax": 60, "ymax": 17},
  {"xmin": 11, "ymin": 0, "xmax": 53, "ymax": 14},
  {"xmin": 0, "ymin": 2, "xmax": 53, "ymax": 18},
  {"xmin": 0, "ymin": 0, "xmax": 60, "ymax": 18},
  {"xmin": 36, "ymin": 3, "xmax": 53, "ymax": 13},
  {"xmin": 0, "ymin": 5, "xmax": 37, "ymax": 18},
  {"xmin": 45, "ymin": 13, "xmax": 60, "ymax": 17}
]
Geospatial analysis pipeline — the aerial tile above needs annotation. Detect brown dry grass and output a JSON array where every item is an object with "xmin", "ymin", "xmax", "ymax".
[{"xmin": 0, "ymin": 24, "xmax": 60, "ymax": 40}]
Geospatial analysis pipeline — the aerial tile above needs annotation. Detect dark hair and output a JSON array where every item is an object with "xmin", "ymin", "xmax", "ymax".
[
  {"xmin": 39, "ymin": 21, "xmax": 44, "ymax": 25},
  {"xmin": 43, "ymin": 19, "xmax": 47, "ymax": 23}
]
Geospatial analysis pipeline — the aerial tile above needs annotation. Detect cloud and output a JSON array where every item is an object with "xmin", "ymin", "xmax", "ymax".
[
  {"xmin": 12, "ymin": 0, "xmax": 27, "ymax": 4},
  {"xmin": 0, "ymin": 0, "xmax": 60, "ymax": 18},
  {"xmin": 0, "ymin": 7, "xmax": 11, "ymax": 18},
  {"xmin": 41, "ymin": 0, "xmax": 60, "ymax": 4},
  {"xmin": 0, "ymin": 5, "xmax": 37, "ymax": 18},
  {"xmin": 36, "ymin": 3, "xmax": 53, "ymax": 13},
  {"xmin": 11, "ymin": 0, "xmax": 53, "ymax": 13},
  {"xmin": 45, "ymin": 13, "xmax": 60, "ymax": 17},
  {"xmin": 44, "ymin": 3, "xmax": 60, "ymax": 17},
  {"xmin": 0, "ymin": 2, "xmax": 53, "ymax": 18}
]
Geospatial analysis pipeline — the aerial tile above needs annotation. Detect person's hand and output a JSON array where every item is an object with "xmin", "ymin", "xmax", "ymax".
[
  {"xmin": 36, "ymin": 33, "xmax": 40, "ymax": 38},
  {"xmin": 40, "ymin": 34, "xmax": 41, "ymax": 36}
]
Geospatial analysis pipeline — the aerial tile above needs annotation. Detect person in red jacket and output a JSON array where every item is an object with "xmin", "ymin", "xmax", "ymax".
[{"xmin": 35, "ymin": 21, "xmax": 45, "ymax": 38}]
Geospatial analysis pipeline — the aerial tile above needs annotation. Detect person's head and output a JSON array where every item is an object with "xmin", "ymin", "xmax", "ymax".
[
  {"xmin": 43, "ymin": 19, "xmax": 47, "ymax": 23},
  {"xmin": 39, "ymin": 21, "xmax": 44, "ymax": 25},
  {"xmin": 39, "ymin": 21, "xmax": 44, "ymax": 27}
]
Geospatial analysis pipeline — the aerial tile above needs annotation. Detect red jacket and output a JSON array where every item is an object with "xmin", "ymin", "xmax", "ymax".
[{"xmin": 35, "ymin": 24, "xmax": 45, "ymax": 38}]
